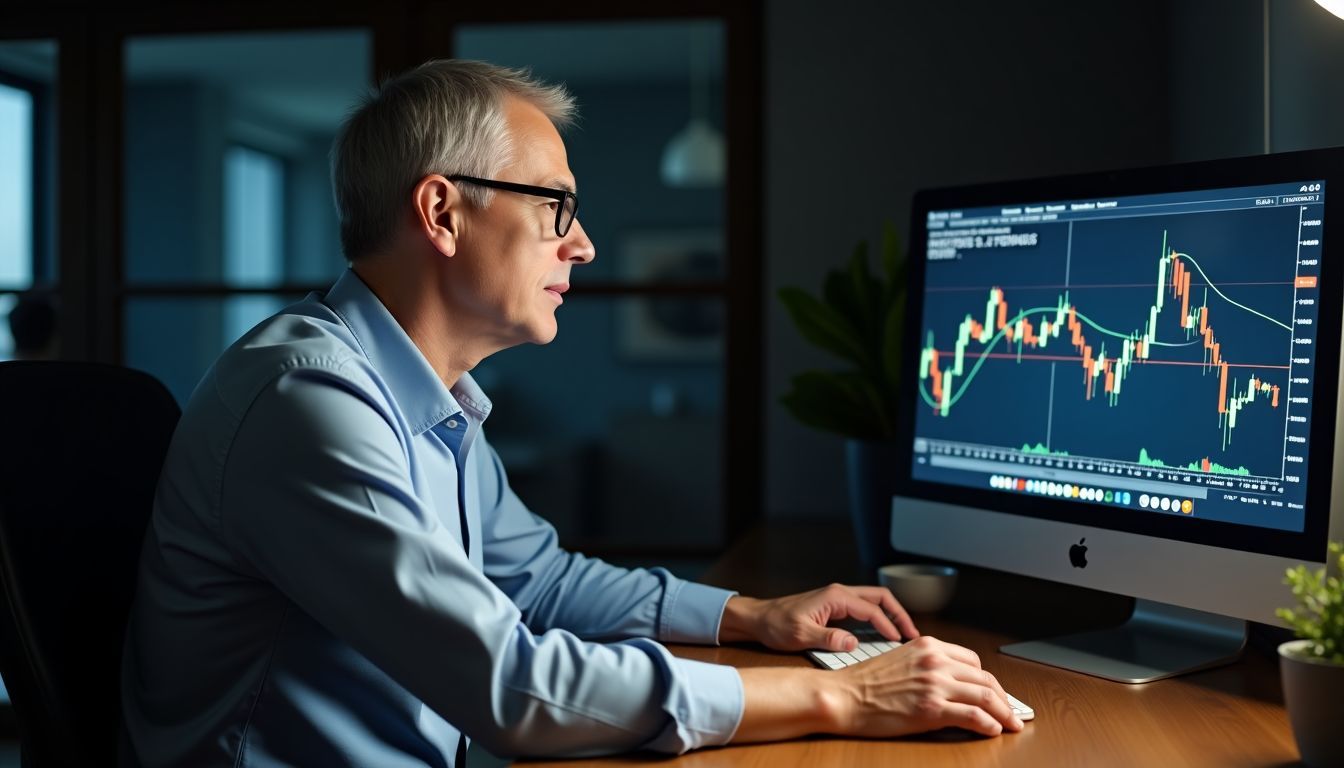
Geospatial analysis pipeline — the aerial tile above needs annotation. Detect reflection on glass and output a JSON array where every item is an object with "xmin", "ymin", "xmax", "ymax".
[
  {"xmin": 455, "ymin": 21, "xmax": 725, "ymax": 284},
  {"xmin": 125, "ymin": 296, "xmax": 301, "ymax": 406},
  {"xmin": 224, "ymin": 146, "xmax": 284, "ymax": 287},
  {"xmin": 456, "ymin": 21, "xmax": 729, "ymax": 553},
  {"xmin": 473, "ymin": 296, "xmax": 724, "ymax": 550},
  {"xmin": 223, "ymin": 146, "xmax": 286, "ymax": 345},
  {"xmin": 123, "ymin": 30, "xmax": 370, "ymax": 286},
  {"xmin": 616, "ymin": 292, "xmax": 724, "ymax": 363}
]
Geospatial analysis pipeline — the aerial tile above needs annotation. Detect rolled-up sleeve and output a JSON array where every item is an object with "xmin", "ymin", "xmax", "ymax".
[{"xmin": 216, "ymin": 363, "xmax": 743, "ymax": 756}]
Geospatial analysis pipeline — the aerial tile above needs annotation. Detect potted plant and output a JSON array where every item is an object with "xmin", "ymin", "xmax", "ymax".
[
  {"xmin": 778, "ymin": 223, "xmax": 907, "ymax": 574},
  {"xmin": 1276, "ymin": 540, "xmax": 1344, "ymax": 767}
]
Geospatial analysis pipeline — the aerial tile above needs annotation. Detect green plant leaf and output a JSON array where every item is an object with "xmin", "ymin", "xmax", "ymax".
[
  {"xmin": 848, "ymin": 241, "xmax": 879, "ymax": 337},
  {"xmin": 777, "ymin": 223, "xmax": 909, "ymax": 439},
  {"xmin": 1279, "ymin": 540, "xmax": 1344, "ymax": 663},
  {"xmin": 823, "ymin": 269, "xmax": 864, "ymax": 337},
  {"xmin": 778, "ymin": 286, "xmax": 869, "ymax": 367}
]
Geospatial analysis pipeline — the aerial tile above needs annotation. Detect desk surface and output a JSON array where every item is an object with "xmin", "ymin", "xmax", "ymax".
[{"xmin": 525, "ymin": 522, "xmax": 1300, "ymax": 768}]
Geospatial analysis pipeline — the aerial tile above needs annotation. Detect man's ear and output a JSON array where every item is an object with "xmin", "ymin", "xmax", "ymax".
[{"xmin": 412, "ymin": 174, "xmax": 463, "ymax": 258}]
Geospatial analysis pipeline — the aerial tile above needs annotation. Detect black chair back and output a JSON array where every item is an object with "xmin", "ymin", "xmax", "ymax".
[{"xmin": 0, "ymin": 361, "xmax": 179, "ymax": 767}]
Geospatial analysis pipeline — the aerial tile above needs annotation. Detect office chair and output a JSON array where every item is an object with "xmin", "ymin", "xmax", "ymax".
[{"xmin": 0, "ymin": 361, "xmax": 179, "ymax": 767}]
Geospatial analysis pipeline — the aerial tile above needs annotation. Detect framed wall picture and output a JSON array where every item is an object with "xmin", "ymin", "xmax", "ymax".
[{"xmin": 617, "ymin": 228, "xmax": 724, "ymax": 362}]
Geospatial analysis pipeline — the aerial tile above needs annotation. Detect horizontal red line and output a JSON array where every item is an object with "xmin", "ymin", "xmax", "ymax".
[
  {"xmin": 935, "ymin": 350, "xmax": 1290, "ymax": 370},
  {"xmin": 925, "ymin": 281, "xmax": 1293, "ymax": 292}
]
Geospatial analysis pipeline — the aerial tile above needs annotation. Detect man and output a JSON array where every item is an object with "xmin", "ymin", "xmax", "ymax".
[{"xmin": 122, "ymin": 60, "xmax": 1021, "ymax": 767}]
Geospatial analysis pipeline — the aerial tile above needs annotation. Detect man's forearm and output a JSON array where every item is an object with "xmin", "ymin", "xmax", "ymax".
[
  {"xmin": 720, "ymin": 596, "xmax": 852, "ymax": 742},
  {"xmin": 717, "ymin": 595, "xmax": 764, "ymax": 644},
  {"xmin": 730, "ymin": 667, "xmax": 846, "ymax": 743}
]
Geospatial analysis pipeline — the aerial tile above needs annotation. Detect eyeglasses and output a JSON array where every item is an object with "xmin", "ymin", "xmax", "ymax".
[{"xmin": 448, "ymin": 175, "xmax": 579, "ymax": 238}]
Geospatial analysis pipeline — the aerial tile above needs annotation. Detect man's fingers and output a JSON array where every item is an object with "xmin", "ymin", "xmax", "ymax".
[
  {"xmin": 944, "ymin": 658, "xmax": 1012, "ymax": 711},
  {"xmin": 877, "ymin": 589, "xmax": 918, "ymax": 639},
  {"xmin": 852, "ymin": 586, "xmax": 920, "ymax": 639},
  {"xmin": 935, "ymin": 702, "xmax": 1005, "ymax": 737},
  {"xmin": 842, "ymin": 598, "xmax": 902, "ymax": 642},
  {"xmin": 824, "ymin": 627, "xmax": 857, "ymax": 652},
  {"xmin": 848, "ymin": 585, "xmax": 889, "ymax": 606},
  {"xmin": 941, "ymin": 679, "xmax": 1022, "ymax": 732},
  {"xmin": 907, "ymin": 640, "xmax": 1013, "ymax": 717}
]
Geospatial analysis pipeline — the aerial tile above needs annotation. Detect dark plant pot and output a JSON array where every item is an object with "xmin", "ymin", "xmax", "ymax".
[
  {"xmin": 845, "ymin": 438, "xmax": 900, "ymax": 579},
  {"xmin": 1279, "ymin": 640, "xmax": 1344, "ymax": 767}
]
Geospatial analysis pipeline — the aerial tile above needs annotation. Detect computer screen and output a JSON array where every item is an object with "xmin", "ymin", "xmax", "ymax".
[
  {"xmin": 891, "ymin": 148, "xmax": 1344, "ymax": 682},
  {"xmin": 914, "ymin": 180, "xmax": 1322, "ymax": 537}
]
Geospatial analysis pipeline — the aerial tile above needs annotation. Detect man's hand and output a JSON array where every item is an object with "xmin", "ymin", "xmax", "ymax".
[
  {"xmin": 732, "ymin": 636, "xmax": 1023, "ymax": 743},
  {"xmin": 718, "ymin": 584, "xmax": 919, "ymax": 652},
  {"xmin": 831, "ymin": 635, "xmax": 1023, "ymax": 737}
]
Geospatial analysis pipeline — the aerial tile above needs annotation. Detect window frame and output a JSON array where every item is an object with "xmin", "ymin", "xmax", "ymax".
[
  {"xmin": 427, "ymin": 2, "xmax": 765, "ymax": 553},
  {"xmin": 3, "ymin": 0, "xmax": 763, "ymax": 558}
]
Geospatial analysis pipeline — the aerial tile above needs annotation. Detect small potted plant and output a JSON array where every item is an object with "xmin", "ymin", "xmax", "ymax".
[
  {"xmin": 1276, "ymin": 540, "xmax": 1344, "ymax": 767},
  {"xmin": 778, "ymin": 223, "xmax": 907, "ymax": 574}
]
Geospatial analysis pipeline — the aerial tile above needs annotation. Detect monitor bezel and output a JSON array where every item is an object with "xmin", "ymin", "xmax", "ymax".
[{"xmin": 894, "ymin": 146, "xmax": 1344, "ymax": 563}]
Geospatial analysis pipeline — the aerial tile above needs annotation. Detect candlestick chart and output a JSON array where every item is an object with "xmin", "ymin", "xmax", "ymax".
[{"xmin": 914, "ymin": 203, "xmax": 1317, "ymax": 482}]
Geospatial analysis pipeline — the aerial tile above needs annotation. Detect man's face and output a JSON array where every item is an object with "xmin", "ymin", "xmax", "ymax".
[{"xmin": 448, "ymin": 97, "xmax": 595, "ymax": 347}]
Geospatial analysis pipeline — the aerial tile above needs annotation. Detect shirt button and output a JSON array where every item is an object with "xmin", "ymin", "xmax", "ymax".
[{"xmin": 446, "ymin": 419, "xmax": 459, "ymax": 429}]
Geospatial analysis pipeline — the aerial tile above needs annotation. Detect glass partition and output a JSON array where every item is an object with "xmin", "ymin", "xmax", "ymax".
[
  {"xmin": 122, "ymin": 29, "xmax": 370, "ymax": 395},
  {"xmin": 0, "ymin": 39, "xmax": 57, "ymax": 361},
  {"xmin": 456, "ymin": 20, "xmax": 728, "ymax": 553}
]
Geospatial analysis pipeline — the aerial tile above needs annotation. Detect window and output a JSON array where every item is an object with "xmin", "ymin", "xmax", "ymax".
[
  {"xmin": 0, "ymin": 39, "xmax": 57, "ymax": 362},
  {"xmin": 222, "ymin": 145, "xmax": 286, "ymax": 347},
  {"xmin": 0, "ymin": 82, "xmax": 33, "ymax": 291},
  {"xmin": 121, "ymin": 29, "xmax": 371, "ymax": 403},
  {"xmin": 455, "ymin": 20, "xmax": 731, "ymax": 555}
]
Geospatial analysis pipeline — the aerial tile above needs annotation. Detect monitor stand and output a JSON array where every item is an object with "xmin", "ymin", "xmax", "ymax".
[{"xmin": 1000, "ymin": 599, "xmax": 1247, "ymax": 684}]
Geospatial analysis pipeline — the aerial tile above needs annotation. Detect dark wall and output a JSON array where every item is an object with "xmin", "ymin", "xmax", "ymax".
[
  {"xmin": 763, "ymin": 0, "xmax": 1175, "ymax": 518},
  {"xmin": 763, "ymin": 0, "xmax": 1344, "ymax": 520},
  {"xmin": 1268, "ymin": 0, "xmax": 1344, "ymax": 153},
  {"xmin": 1167, "ymin": 0, "xmax": 1264, "ymax": 162}
]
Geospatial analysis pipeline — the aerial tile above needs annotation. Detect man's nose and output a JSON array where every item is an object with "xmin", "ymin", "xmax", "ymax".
[{"xmin": 560, "ymin": 219, "xmax": 596, "ymax": 264}]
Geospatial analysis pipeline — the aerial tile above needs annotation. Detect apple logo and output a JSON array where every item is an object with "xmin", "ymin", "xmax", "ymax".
[{"xmin": 1069, "ymin": 538, "xmax": 1088, "ymax": 568}]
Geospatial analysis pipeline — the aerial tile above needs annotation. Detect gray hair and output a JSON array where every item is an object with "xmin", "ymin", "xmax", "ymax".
[{"xmin": 331, "ymin": 59, "xmax": 576, "ymax": 260}]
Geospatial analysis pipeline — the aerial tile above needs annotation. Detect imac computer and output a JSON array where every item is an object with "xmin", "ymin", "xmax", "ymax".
[{"xmin": 891, "ymin": 147, "xmax": 1344, "ymax": 683}]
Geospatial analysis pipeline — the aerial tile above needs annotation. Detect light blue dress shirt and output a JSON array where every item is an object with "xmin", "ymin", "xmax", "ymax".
[{"xmin": 121, "ymin": 269, "xmax": 745, "ymax": 767}]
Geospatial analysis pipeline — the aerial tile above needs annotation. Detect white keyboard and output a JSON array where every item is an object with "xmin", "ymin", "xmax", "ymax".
[{"xmin": 806, "ymin": 630, "xmax": 1035, "ymax": 721}]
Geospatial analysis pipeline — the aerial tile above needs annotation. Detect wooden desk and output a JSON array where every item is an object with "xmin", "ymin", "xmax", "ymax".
[{"xmin": 523, "ymin": 522, "xmax": 1301, "ymax": 767}]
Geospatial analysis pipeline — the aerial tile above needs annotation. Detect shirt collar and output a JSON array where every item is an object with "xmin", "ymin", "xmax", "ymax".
[{"xmin": 322, "ymin": 268, "xmax": 491, "ymax": 435}]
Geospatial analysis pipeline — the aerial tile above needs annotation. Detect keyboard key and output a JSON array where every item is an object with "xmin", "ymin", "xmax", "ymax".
[
  {"xmin": 849, "ymin": 646, "xmax": 871, "ymax": 661},
  {"xmin": 834, "ymin": 652, "xmax": 859, "ymax": 665},
  {"xmin": 814, "ymin": 653, "xmax": 840, "ymax": 668}
]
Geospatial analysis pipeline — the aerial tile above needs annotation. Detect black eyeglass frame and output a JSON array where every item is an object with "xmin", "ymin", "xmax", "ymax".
[{"xmin": 448, "ymin": 175, "xmax": 579, "ymax": 238}]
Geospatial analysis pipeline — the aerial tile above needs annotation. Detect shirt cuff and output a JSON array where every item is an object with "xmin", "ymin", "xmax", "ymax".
[
  {"xmin": 659, "ymin": 580, "xmax": 737, "ymax": 645},
  {"xmin": 643, "ymin": 656, "xmax": 744, "ymax": 753}
]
